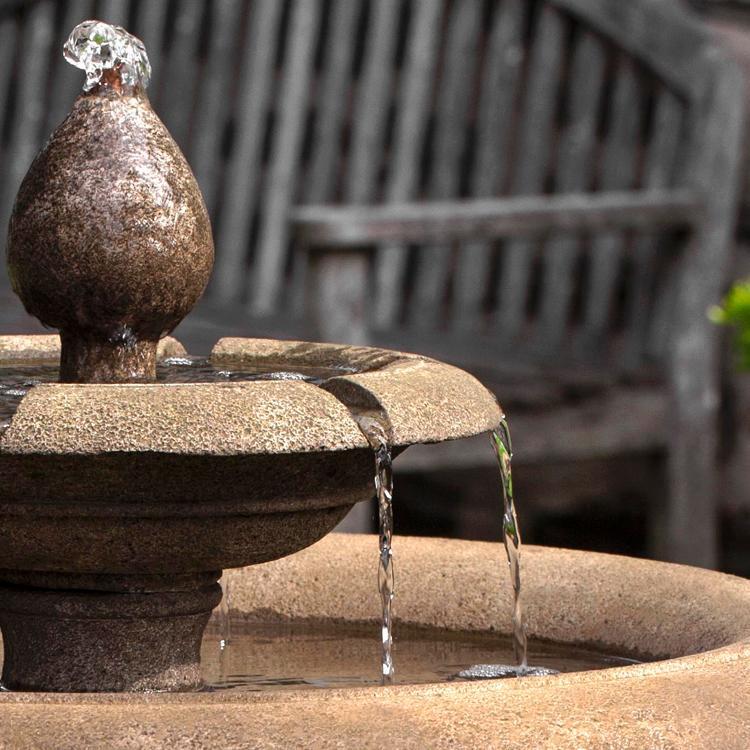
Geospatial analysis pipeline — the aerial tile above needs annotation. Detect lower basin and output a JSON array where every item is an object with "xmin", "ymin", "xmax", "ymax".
[{"xmin": 1, "ymin": 533, "xmax": 749, "ymax": 748}]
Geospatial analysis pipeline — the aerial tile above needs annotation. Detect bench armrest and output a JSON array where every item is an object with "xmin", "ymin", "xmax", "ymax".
[
  {"xmin": 291, "ymin": 189, "xmax": 700, "ymax": 248},
  {"xmin": 294, "ymin": 188, "xmax": 700, "ymax": 345}
]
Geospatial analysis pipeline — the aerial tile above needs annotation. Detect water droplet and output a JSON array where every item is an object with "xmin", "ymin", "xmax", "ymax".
[{"xmin": 63, "ymin": 20, "xmax": 151, "ymax": 92}]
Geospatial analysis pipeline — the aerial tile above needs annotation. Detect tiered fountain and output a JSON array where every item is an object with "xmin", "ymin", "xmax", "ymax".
[{"xmin": 0, "ymin": 21, "xmax": 750, "ymax": 748}]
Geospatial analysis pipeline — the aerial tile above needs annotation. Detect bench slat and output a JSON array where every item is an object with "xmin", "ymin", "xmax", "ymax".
[
  {"xmin": 46, "ymin": 0, "xmax": 95, "ymax": 134},
  {"xmin": 536, "ymin": 31, "xmax": 606, "ymax": 353},
  {"xmin": 158, "ymin": 0, "xmax": 203, "ymax": 150},
  {"xmin": 577, "ymin": 60, "xmax": 641, "ymax": 356},
  {"xmin": 452, "ymin": 0, "xmax": 526, "ymax": 329},
  {"xmin": 344, "ymin": 0, "xmax": 401, "ymax": 205},
  {"xmin": 410, "ymin": 0, "xmax": 482, "ymax": 325},
  {"xmin": 134, "ymin": 0, "xmax": 168, "ymax": 97},
  {"xmin": 0, "ymin": 0, "xmax": 54, "ymax": 279},
  {"xmin": 494, "ymin": 5, "xmax": 566, "ymax": 339},
  {"xmin": 304, "ymin": 0, "xmax": 363, "ymax": 205},
  {"xmin": 623, "ymin": 90, "xmax": 684, "ymax": 368},
  {"xmin": 293, "ymin": 190, "xmax": 699, "ymax": 246},
  {"xmin": 373, "ymin": 0, "xmax": 445, "ymax": 328},
  {"xmin": 289, "ymin": 0, "xmax": 364, "ymax": 318},
  {"xmin": 190, "ymin": 0, "xmax": 243, "ymax": 217},
  {"xmin": 251, "ymin": 0, "xmax": 323, "ymax": 315},
  {"xmin": 97, "ymin": 0, "xmax": 130, "ymax": 27},
  {"xmin": 212, "ymin": 0, "xmax": 285, "ymax": 302}
]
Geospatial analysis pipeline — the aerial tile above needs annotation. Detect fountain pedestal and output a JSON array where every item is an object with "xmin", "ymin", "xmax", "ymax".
[{"xmin": 0, "ymin": 573, "xmax": 221, "ymax": 692}]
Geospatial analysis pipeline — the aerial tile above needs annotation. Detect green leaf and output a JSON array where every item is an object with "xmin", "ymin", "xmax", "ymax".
[{"xmin": 711, "ymin": 279, "xmax": 750, "ymax": 371}]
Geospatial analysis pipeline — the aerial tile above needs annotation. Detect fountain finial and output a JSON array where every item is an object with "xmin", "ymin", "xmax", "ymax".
[{"xmin": 6, "ymin": 21, "xmax": 213, "ymax": 383}]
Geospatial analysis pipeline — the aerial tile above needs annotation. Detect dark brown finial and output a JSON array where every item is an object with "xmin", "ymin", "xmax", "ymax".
[{"xmin": 6, "ymin": 21, "xmax": 213, "ymax": 382}]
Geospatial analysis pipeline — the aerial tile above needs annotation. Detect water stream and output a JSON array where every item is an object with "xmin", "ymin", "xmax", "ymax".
[
  {"xmin": 351, "ymin": 413, "xmax": 395, "ymax": 684},
  {"xmin": 457, "ymin": 420, "xmax": 557, "ymax": 680},
  {"xmin": 218, "ymin": 576, "xmax": 231, "ymax": 651}
]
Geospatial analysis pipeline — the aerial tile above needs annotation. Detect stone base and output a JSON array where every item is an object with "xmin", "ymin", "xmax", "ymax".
[{"xmin": 0, "ymin": 572, "xmax": 221, "ymax": 692}]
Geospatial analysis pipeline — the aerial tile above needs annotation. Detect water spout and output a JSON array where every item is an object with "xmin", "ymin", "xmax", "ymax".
[
  {"xmin": 492, "ymin": 420, "xmax": 527, "ymax": 667},
  {"xmin": 63, "ymin": 20, "xmax": 150, "ymax": 92},
  {"xmin": 353, "ymin": 413, "xmax": 395, "ymax": 684}
]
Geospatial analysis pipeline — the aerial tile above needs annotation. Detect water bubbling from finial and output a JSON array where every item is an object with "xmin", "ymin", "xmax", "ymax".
[{"xmin": 63, "ymin": 20, "xmax": 151, "ymax": 92}]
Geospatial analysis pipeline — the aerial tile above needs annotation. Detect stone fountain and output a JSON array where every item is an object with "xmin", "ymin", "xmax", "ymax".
[
  {"xmin": 1, "ymin": 20, "xmax": 750, "ymax": 748},
  {"xmin": 0, "ymin": 21, "xmax": 500, "ymax": 693}
]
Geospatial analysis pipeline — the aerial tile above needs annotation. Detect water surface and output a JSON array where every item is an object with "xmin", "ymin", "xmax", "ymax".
[{"xmin": 201, "ymin": 619, "xmax": 639, "ymax": 692}]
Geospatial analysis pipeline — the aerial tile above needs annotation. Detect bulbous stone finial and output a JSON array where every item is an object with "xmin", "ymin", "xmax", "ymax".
[{"xmin": 7, "ymin": 21, "xmax": 213, "ymax": 382}]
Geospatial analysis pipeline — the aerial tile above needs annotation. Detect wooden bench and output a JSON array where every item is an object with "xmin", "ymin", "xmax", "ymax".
[
  {"xmin": 0, "ymin": 0, "xmax": 743, "ymax": 567},
  {"xmin": 291, "ymin": 0, "xmax": 745, "ymax": 568}
]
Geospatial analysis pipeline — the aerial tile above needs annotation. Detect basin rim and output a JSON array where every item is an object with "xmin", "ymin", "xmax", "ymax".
[
  {"xmin": 1, "ymin": 535, "xmax": 749, "ymax": 748},
  {"xmin": 0, "ymin": 335, "xmax": 502, "ymax": 456}
]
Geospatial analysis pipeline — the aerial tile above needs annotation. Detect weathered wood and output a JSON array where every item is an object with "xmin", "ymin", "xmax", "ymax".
[
  {"xmin": 212, "ymin": 0, "xmax": 285, "ymax": 302},
  {"xmin": 622, "ymin": 91, "xmax": 684, "ymax": 369},
  {"xmin": 372, "ymin": 0, "xmax": 445, "ymax": 328},
  {"xmin": 0, "ymin": 0, "xmax": 55, "ymax": 273},
  {"xmin": 494, "ymin": 4, "xmax": 566, "ymax": 339},
  {"xmin": 578, "ymin": 60, "xmax": 641, "ymax": 354},
  {"xmin": 46, "ymin": 0, "xmax": 96, "ymax": 134},
  {"xmin": 396, "ymin": 386, "xmax": 667, "ymax": 470},
  {"xmin": 289, "ymin": 0, "xmax": 363, "ymax": 319},
  {"xmin": 665, "ymin": 41, "xmax": 746, "ymax": 568},
  {"xmin": 158, "ymin": 0, "xmax": 203, "ymax": 150},
  {"xmin": 189, "ymin": 0, "xmax": 243, "ymax": 216},
  {"xmin": 311, "ymin": 0, "xmax": 400, "ymax": 344},
  {"xmin": 307, "ymin": 248, "xmax": 369, "ymax": 346},
  {"xmin": 344, "ymin": 0, "xmax": 401, "ymax": 204},
  {"xmin": 552, "ymin": 0, "xmax": 708, "ymax": 99},
  {"xmin": 134, "ymin": 0, "xmax": 168, "ymax": 98},
  {"xmin": 96, "ymin": 0, "xmax": 130, "ymax": 27},
  {"xmin": 250, "ymin": 0, "xmax": 323, "ymax": 315},
  {"xmin": 304, "ymin": 0, "xmax": 363, "ymax": 204},
  {"xmin": 411, "ymin": 0, "xmax": 482, "ymax": 324},
  {"xmin": 535, "ymin": 31, "xmax": 606, "ymax": 352},
  {"xmin": 292, "ymin": 190, "xmax": 700, "ymax": 246},
  {"xmin": 0, "ymin": 17, "xmax": 17, "ymax": 137},
  {"xmin": 452, "ymin": 0, "xmax": 526, "ymax": 328}
]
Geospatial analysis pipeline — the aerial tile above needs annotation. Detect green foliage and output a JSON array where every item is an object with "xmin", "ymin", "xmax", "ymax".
[{"xmin": 710, "ymin": 280, "xmax": 750, "ymax": 371}]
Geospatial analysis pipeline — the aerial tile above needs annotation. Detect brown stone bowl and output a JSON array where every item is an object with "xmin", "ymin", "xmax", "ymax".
[
  {"xmin": 0, "ymin": 335, "xmax": 500, "ymax": 691},
  {"xmin": 1, "ymin": 534, "xmax": 750, "ymax": 747}
]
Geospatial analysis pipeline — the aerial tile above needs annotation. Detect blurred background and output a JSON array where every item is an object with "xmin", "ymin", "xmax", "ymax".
[{"xmin": 2, "ymin": 0, "xmax": 750, "ymax": 572}]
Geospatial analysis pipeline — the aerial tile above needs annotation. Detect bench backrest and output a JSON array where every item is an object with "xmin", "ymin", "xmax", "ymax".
[{"xmin": 0, "ymin": 0, "xmax": 743, "ymax": 373}]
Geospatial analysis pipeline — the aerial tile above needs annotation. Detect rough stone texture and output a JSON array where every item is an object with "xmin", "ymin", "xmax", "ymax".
[
  {"xmin": 1, "ymin": 536, "xmax": 750, "ymax": 747},
  {"xmin": 0, "ymin": 381, "xmax": 367, "ymax": 455},
  {"xmin": 6, "ymin": 85, "xmax": 213, "ymax": 382},
  {"xmin": 211, "ymin": 337, "xmax": 415, "ymax": 370},
  {"xmin": 0, "ymin": 579, "xmax": 220, "ymax": 692},
  {"xmin": 226, "ymin": 535, "xmax": 750, "ymax": 659},
  {"xmin": 0, "ymin": 334, "xmax": 186, "ymax": 364},
  {"xmin": 324, "ymin": 359, "xmax": 502, "ymax": 447},
  {"xmin": 212, "ymin": 337, "xmax": 503, "ymax": 446},
  {"xmin": 0, "ymin": 502, "xmax": 352, "ymax": 574}
]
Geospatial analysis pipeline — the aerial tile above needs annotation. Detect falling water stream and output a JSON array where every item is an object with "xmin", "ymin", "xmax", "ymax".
[
  {"xmin": 218, "ymin": 576, "xmax": 231, "ymax": 651},
  {"xmin": 457, "ymin": 420, "xmax": 557, "ymax": 680},
  {"xmin": 351, "ymin": 413, "xmax": 395, "ymax": 683}
]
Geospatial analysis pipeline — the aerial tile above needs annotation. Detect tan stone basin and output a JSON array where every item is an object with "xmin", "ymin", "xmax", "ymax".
[
  {"xmin": 2, "ymin": 534, "xmax": 749, "ymax": 748},
  {"xmin": 0, "ymin": 334, "xmax": 500, "ymax": 692}
]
